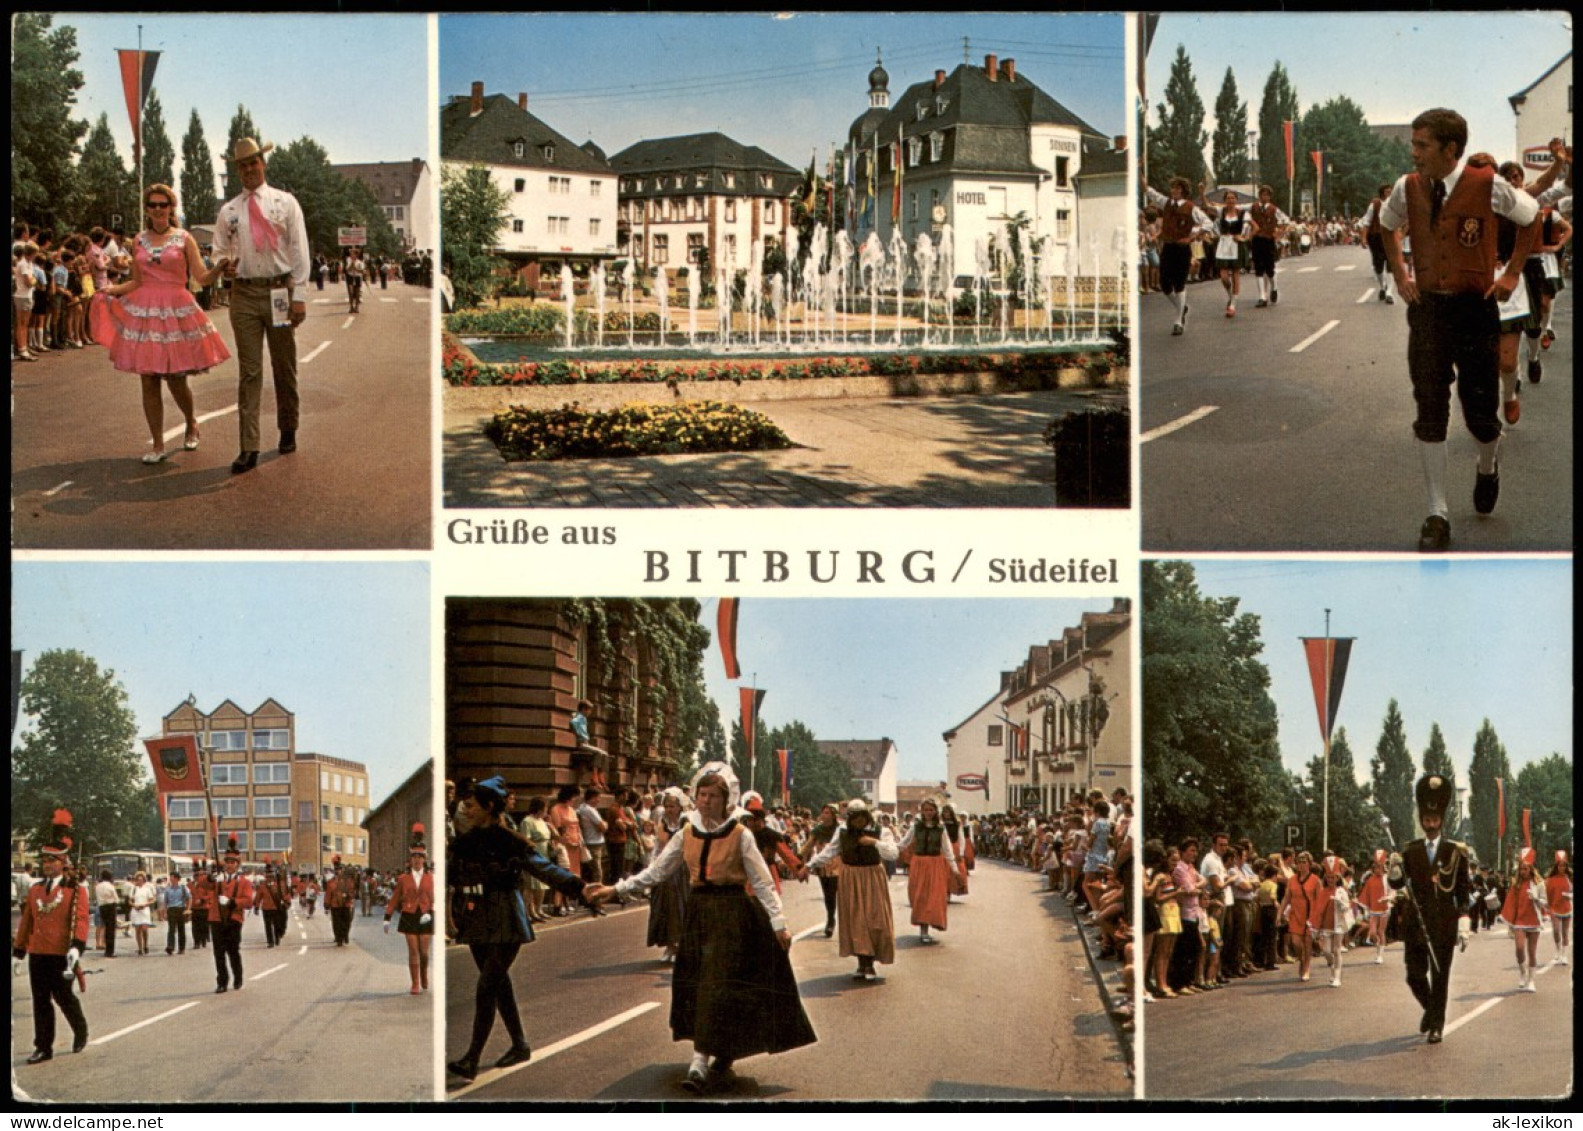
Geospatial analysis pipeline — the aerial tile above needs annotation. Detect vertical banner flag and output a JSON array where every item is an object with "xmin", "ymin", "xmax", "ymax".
[
  {"xmin": 776, "ymin": 748, "xmax": 791, "ymax": 804},
  {"xmin": 740, "ymin": 685, "xmax": 767, "ymax": 762},
  {"xmin": 1283, "ymin": 120, "xmax": 1295, "ymax": 181},
  {"xmin": 868, "ymin": 131, "xmax": 878, "ymax": 226},
  {"xmin": 716, "ymin": 598, "xmax": 740, "ymax": 680},
  {"xmin": 117, "ymin": 49, "xmax": 161, "ymax": 168},
  {"xmin": 1301, "ymin": 635, "xmax": 1355, "ymax": 740},
  {"xmin": 1311, "ymin": 151, "xmax": 1325, "ymax": 204},
  {"xmin": 1522, "ymin": 808, "xmax": 1532, "ymax": 849},
  {"xmin": 144, "ymin": 733, "xmax": 202, "ymax": 795},
  {"xmin": 892, "ymin": 125, "xmax": 904, "ymax": 222},
  {"xmin": 1496, "ymin": 777, "xmax": 1506, "ymax": 841},
  {"xmin": 845, "ymin": 141, "xmax": 856, "ymax": 230}
]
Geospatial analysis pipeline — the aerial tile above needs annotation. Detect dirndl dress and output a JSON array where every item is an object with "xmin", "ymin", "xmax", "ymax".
[
  {"xmin": 91, "ymin": 228, "xmax": 230, "ymax": 376},
  {"xmin": 646, "ymin": 824, "xmax": 689, "ymax": 950}
]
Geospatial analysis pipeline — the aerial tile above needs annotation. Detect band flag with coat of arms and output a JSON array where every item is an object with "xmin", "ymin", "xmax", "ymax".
[{"xmin": 144, "ymin": 733, "xmax": 202, "ymax": 794}]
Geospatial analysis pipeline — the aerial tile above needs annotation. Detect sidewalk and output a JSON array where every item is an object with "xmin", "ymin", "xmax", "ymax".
[
  {"xmin": 444, "ymin": 386, "xmax": 1128, "ymax": 508},
  {"xmin": 1060, "ymin": 886, "xmax": 1135, "ymax": 1074}
]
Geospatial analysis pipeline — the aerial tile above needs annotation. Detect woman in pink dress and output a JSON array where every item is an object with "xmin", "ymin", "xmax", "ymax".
[{"xmin": 92, "ymin": 184, "xmax": 231, "ymax": 463}]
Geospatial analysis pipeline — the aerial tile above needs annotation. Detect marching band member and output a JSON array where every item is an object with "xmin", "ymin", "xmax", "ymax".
[
  {"xmin": 12, "ymin": 810, "xmax": 91, "ymax": 1064},
  {"xmin": 385, "ymin": 823, "xmax": 435, "ymax": 995}
]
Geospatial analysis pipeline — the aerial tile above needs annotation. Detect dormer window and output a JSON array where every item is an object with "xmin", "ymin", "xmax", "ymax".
[
  {"xmin": 724, "ymin": 172, "xmax": 735, "ymax": 189},
  {"xmin": 935, "ymin": 95, "xmax": 949, "ymax": 115},
  {"xmin": 513, "ymin": 141, "xmax": 525, "ymax": 159},
  {"xmin": 908, "ymin": 137, "xmax": 922, "ymax": 167},
  {"xmin": 543, "ymin": 144, "xmax": 555, "ymax": 163},
  {"xmin": 759, "ymin": 173, "xmax": 772, "ymax": 190},
  {"xmin": 916, "ymin": 100, "xmax": 928, "ymax": 121},
  {"xmin": 695, "ymin": 173, "xmax": 705, "ymax": 188},
  {"xmin": 674, "ymin": 175, "xmax": 684, "ymax": 189},
  {"xmin": 930, "ymin": 131, "xmax": 944, "ymax": 162}
]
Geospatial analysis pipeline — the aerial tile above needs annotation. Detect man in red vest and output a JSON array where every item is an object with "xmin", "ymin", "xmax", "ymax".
[
  {"xmin": 209, "ymin": 837, "xmax": 254, "ymax": 993},
  {"xmin": 12, "ymin": 811, "xmax": 91, "ymax": 1063},
  {"xmin": 325, "ymin": 855, "xmax": 359, "ymax": 946},
  {"xmin": 1379, "ymin": 107, "xmax": 1539, "ymax": 552}
]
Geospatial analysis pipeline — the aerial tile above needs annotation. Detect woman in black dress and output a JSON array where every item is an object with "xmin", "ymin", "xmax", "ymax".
[
  {"xmin": 446, "ymin": 776, "xmax": 604, "ymax": 1083},
  {"xmin": 592, "ymin": 761, "xmax": 815, "ymax": 1095}
]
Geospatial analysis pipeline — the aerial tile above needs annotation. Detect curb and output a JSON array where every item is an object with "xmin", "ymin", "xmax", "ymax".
[{"xmin": 1059, "ymin": 886, "xmax": 1134, "ymax": 1074}]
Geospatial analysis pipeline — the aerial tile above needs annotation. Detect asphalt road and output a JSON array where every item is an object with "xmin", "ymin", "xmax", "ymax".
[
  {"xmin": 445, "ymin": 858, "xmax": 1131, "ymax": 1101},
  {"xmin": 1143, "ymin": 925, "xmax": 1572, "ymax": 1099},
  {"xmin": 10, "ymin": 903, "xmax": 432, "ymax": 1103},
  {"xmin": 11, "ymin": 281, "xmax": 433, "ymax": 550},
  {"xmin": 1140, "ymin": 247, "xmax": 1573, "ymax": 552}
]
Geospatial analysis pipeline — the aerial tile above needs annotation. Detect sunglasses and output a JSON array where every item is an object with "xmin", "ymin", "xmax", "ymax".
[{"xmin": 146, "ymin": 201, "xmax": 172, "ymax": 209}]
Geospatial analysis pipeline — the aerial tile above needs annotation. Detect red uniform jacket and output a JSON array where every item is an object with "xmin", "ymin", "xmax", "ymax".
[
  {"xmin": 206, "ymin": 873, "xmax": 254, "ymax": 925},
  {"xmin": 1501, "ymin": 879, "xmax": 1544, "ymax": 929},
  {"xmin": 324, "ymin": 872, "xmax": 357, "ymax": 910},
  {"xmin": 1405, "ymin": 165, "xmax": 1499, "ymax": 295},
  {"xmin": 1545, "ymin": 874, "xmax": 1572, "ymax": 917},
  {"xmin": 189, "ymin": 872, "xmax": 215, "ymax": 915},
  {"xmin": 385, "ymin": 870, "xmax": 434, "ymax": 917},
  {"xmin": 254, "ymin": 876, "xmax": 289, "ymax": 912},
  {"xmin": 13, "ymin": 879, "xmax": 92, "ymax": 957}
]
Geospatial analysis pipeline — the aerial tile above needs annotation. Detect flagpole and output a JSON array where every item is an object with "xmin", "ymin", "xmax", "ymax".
[
  {"xmin": 748, "ymin": 671, "xmax": 758, "ymax": 793},
  {"xmin": 1322, "ymin": 608, "xmax": 1331, "ymax": 851},
  {"xmin": 136, "ymin": 25, "xmax": 145, "ymax": 209}
]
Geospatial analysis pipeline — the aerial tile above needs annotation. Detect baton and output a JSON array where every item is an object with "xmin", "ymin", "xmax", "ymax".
[{"xmin": 1382, "ymin": 816, "xmax": 1440, "ymax": 978}]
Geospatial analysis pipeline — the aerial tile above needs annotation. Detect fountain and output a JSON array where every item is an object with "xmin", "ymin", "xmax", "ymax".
[
  {"xmin": 685, "ymin": 262, "xmax": 700, "ymax": 347},
  {"xmin": 914, "ymin": 231, "xmax": 936, "ymax": 346},
  {"xmin": 655, "ymin": 264, "xmax": 670, "ymax": 341},
  {"xmin": 859, "ymin": 232, "xmax": 884, "ymax": 345},
  {"xmin": 560, "ymin": 264, "xmax": 575, "ymax": 350},
  {"xmin": 888, "ymin": 225, "xmax": 908, "ymax": 345},
  {"xmin": 622, "ymin": 259, "xmax": 635, "ymax": 349}
]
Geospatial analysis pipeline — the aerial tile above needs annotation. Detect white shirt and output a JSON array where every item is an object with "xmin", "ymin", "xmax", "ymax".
[
  {"xmin": 614, "ymin": 813, "xmax": 787, "ymax": 932},
  {"xmin": 212, "ymin": 181, "xmax": 311, "ymax": 289},
  {"xmin": 1143, "ymin": 185, "xmax": 1215, "ymax": 235},
  {"xmin": 1201, "ymin": 850, "xmax": 1232, "ymax": 908},
  {"xmin": 1378, "ymin": 158, "xmax": 1539, "ymax": 232}
]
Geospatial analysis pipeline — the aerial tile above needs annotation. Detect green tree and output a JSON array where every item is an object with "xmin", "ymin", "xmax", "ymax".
[
  {"xmin": 1298, "ymin": 96, "xmax": 1410, "ymax": 217},
  {"xmin": 1369, "ymin": 699, "xmax": 1417, "ymax": 849},
  {"xmin": 75, "ymin": 114, "xmax": 135, "ymax": 233},
  {"xmin": 222, "ymin": 105, "xmax": 261, "ymax": 201},
  {"xmin": 179, "ymin": 108, "xmax": 218, "ymax": 229},
  {"xmin": 1304, "ymin": 727, "xmax": 1380, "ymax": 863},
  {"xmin": 1511, "ymin": 753, "xmax": 1572, "ymax": 868},
  {"xmin": 140, "ymin": 90, "xmax": 176, "ymax": 191},
  {"xmin": 266, "ymin": 137, "xmax": 400, "ymax": 259},
  {"xmin": 11, "ymin": 14, "xmax": 89, "ymax": 231},
  {"xmin": 729, "ymin": 715, "xmax": 777, "ymax": 800},
  {"xmin": 1211, "ymin": 67, "xmax": 1249, "ymax": 186},
  {"xmin": 1147, "ymin": 45, "xmax": 1208, "ymax": 191},
  {"xmin": 440, "ymin": 163, "xmax": 511, "ymax": 310},
  {"xmin": 1142, "ymin": 561, "xmax": 1285, "ymax": 842},
  {"xmin": 11, "ymin": 649, "xmax": 148, "ymax": 861},
  {"xmin": 1466, "ymin": 719, "xmax": 1511, "ymax": 869},
  {"xmin": 1255, "ymin": 62, "xmax": 1300, "ymax": 208},
  {"xmin": 728, "ymin": 717, "xmax": 856, "ymax": 809},
  {"xmin": 1419, "ymin": 723, "xmax": 1462, "ymax": 839}
]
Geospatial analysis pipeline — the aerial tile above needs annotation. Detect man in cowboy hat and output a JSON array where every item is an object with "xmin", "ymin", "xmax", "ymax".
[
  {"xmin": 1387, "ymin": 773, "xmax": 1472, "ymax": 1043},
  {"xmin": 210, "ymin": 137, "xmax": 311, "ymax": 474},
  {"xmin": 12, "ymin": 811, "xmax": 90, "ymax": 1063},
  {"xmin": 208, "ymin": 836, "xmax": 254, "ymax": 993}
]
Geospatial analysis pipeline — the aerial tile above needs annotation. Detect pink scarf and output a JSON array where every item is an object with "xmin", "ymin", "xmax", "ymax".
[{"xmin": 247, "ymin": 191, "xmax": 281, "ymax": 253}]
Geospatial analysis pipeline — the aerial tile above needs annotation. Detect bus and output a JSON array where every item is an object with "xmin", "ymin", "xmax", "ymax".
[{"xmin": 92, "ymin": 850, "xmax": 198, "ymax": 898}]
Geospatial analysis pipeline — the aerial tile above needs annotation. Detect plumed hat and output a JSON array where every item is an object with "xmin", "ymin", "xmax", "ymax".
[
  {"xmin": 223, "ymin": 833, "xmax": 242, "ymax": 859},
  {"xmin": 408, "ymin": 823, "xmax": 427, "ymax": 858},
  {"xmin": 1415, "ymin": 773, "xmax": 1452, "ymax": 820},
  {"xmin": 42, "ymin": 809, "xmax": 74, "ymax": 858}
]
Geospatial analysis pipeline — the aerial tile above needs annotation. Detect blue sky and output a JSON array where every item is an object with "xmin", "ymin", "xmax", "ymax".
[
  {"xmin": 1147, "ymin": 12, "xmax": 1571, "ymax": 168},
  {"xmin": 47, "ymin": 13, "xmax": 428, "ymax": 198},
  {"xmin": 699, "ymin": 597, "xmax": 1125, "ymax": 784},
  {"xmin": 11, "ymin": 562, "xmax": 431, "ymax": 809},
  {"xmin": 1181, "ymin": 559, "xmax": 1573, "ymax": 787},
  {"xmin": 441, "ymin": 13, "xmax": 1124, "ymax": 169}
]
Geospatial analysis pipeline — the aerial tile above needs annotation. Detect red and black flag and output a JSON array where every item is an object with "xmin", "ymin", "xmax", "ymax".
[
  {"xmin": 1300, "ymin": 635, "xmax": 1355, "ymax": 742},
  {"xmin": 116, "ymin": 49, "xmax": 161, "ymax": 169},
  {"xmin": 717, "ymin": 598, "xmax": 740, "ymax": 680},
  {"xmin": 776, "ymin": 748, "xmax": 792, "ymax": 805},
  {"xmin": 144, "ymin": 733, "xmax": 201, "ymax": 795}
]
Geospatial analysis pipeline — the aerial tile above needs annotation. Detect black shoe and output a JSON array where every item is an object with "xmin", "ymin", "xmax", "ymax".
[
  {"xmin": 1171, "ymin": 322, "xmax": 1184, "ymax": 336},
  {"xmin": 1255, "ymin": 298, "xmax": 1268, "ymax": 308},
  {"xmin": 230, "ymin": 451, "xmax": 259, "ymax": 474},
  {"xmin": 447, "ymin": 1058, "xmax": 479, "ymax": 1081},
  {"xmin": 1181, "ymin": 302, "xmax": 1190, "ymax": 328},
  {"xmin": 1271, "ymin": 289, "xmax": 1278, "ymax": 304},
  {"xmin": 1473, "ymin": 465, "xmax": 1500, "ymax": 515},
  {"xmin": 1417, "ymin": 515, "xmax": 1451, "ymax": 553},
  {"xmin": 1528, "ymin": 359, "xmax": 1542, "ymax": 384},
  {"xmin": 1427, "ymin": 1030, "xmax": 1443, "ymax": 1044},
  {"xmin": 494, "ymin": 1043, "xmax": 532, "ymax": 1069},
  {"xmin": 26, "ymin": 1050, "xmax": 52, "ymax": 1065},
  {"xmin": 216, "ymin": 985, "xmax": 228, "ymax": 994},
  {"xmin": 707, "ymin": 1061, "xmax": 737, "ymax": 1090},
  {"xmin": 824, "ymin": 924, "xmax": 835, "ymax": 938},
  {"xmin": 279, "ymin": 430, "xmax": 297, "ymax": 455},
  {"xmin": 681, "ymin": 1068, "xmax": 708, "ymax": 1094},
  {"xmin": 1379, "ymin": 289, "xmax": 1388, "ymax": 302},
  {"xmin": 73, "ymin": 1031, "xmax": 88, "ymax": 1054},
  {"xmin": 1384, "ymin": 292, "xmax": 1395, "ymax": 305}
]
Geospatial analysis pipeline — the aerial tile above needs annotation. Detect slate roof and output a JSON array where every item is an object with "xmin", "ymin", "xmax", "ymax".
[
  {"xmin": 1074, "ymin": 136, "xmax": 1127, "ymax": 179},
  {"xmin": 332, "ymin": 159, "xmax": 427, "ymax": 204},
  {"xmin": 440, "ymin": 92, "xmax": 613, "ymax": 175},
  {"xmin": 608, "ymin": 132, "xmax": 800, "ymax": 199},
  {"xmin": 848, "ymin": 61, "xmax": 1106, "ymax": 179},
  {"xmin": 818, "ymin": 738, "xmax": 896, "ymax": 779}
]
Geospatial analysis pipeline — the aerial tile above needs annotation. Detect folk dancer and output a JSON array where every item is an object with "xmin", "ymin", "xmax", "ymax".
[
  {"xmin": 1387, "ymin": 773, "xmax": 1472, "ymax": 1043},
  {"xmin": 1249, "ymin": 184, "xmax": 1292, "ymax": 308},
  {"xmin": 1145, "ymin": 178, "xmax": 1214, "ymax": 335},
  {"xmin": 806, "ymin": 799, "xmax": 898, "ymax": 982},
  {"xmin": 12, "ymin": 811, "xmax": 90, "ymax": 1063},
  {"xmin": 897, "ymin": 796, "xmax": 956, "ymax": 945}
]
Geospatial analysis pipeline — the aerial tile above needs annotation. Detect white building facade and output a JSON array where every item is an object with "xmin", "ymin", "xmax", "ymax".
[{"xmin": 1510, "ymin": 52, "xmax": 1572, "ymax": 174}]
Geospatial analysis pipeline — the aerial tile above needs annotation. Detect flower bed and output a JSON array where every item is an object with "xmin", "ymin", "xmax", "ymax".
[
  {"xmin": 445, "ymin": 308, "xmax": 663, "ymax": 336},
  {"xmin": 443, "ymin": 332, "xmax": 1119, "ymax": 391},
  {"xmin": 483, "ymin": 400, "xmax": 794, "ymax": 462}
]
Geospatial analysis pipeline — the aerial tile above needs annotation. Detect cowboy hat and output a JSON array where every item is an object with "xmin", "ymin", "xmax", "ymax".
[{"xmin": 228, "ymin": 137, "xmax": 275, "ymax": 164}]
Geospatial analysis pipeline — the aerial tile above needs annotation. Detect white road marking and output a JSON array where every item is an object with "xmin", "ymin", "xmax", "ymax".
[
  {"xmin": 91, "ymin": 1001, "xmax": 200, "ymax": 1046},
  {"xmin": 297, "ymin": 945, "xmax": 308, "ymax": 955},
  {"xmin": 1356, "ymin": 289, "xmax": 1378, "ymax": 304},
  {"xmin": 341, "ymin": 316, "xmax": 356, "ymax": 330},
  {"xmin": 160, "ymin": 404, "xmax": 238, "ymax": 443},
  {"xmin": 1297, "ymin": 266, "xmax": 1320, "ymax": 273},
  {"xmin": 1290, "ymin": 320, "xmax": 1341, "ymax": 353},
  {"xmin": 380, "ymin": 297, "xmax": 398, "ymax": 303},
  {"xmin": 311, "ymin": 299, "xmax": 331, "ymax": 304},
  {"xmin": 793, "ymin": 922, "xmax": 826, "ymax": 942},
  {"xmin": 1334, "ymin": 264, "xmax": 1357, "ymax": 271},
  {"xmin": 1141, "ymin": 406, "xmax": 1219, "ymax": 444},
  {"xmin": 301, "ymin": 340, "xmax": 332, "ymax": 364},
  {"xmin": 411, "ymin": 297, "xmax": 428, "ymax": 303},
  {"xmin": 250, "ymin": 963, "xmax": 289, "ymax": 982},
  {"xmin": 44, "ymin": 480, "xmax": 73, "ymax": 496},
  {"xmin": 449, "ymin": 1002, "xmax": 662, "ymax": 1098},
  {"xmin": 1437, "ymin": 958, "xmax": 1558, "ymax": 1038}
]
